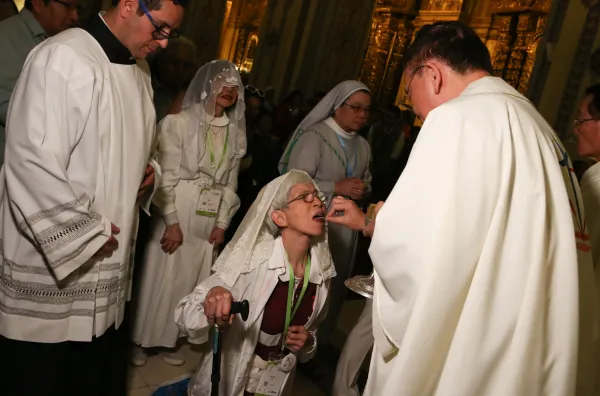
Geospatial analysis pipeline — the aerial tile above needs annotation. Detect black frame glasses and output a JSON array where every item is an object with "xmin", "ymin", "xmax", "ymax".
[
  {"xmin": 287, "ymin": 190, "xmax": 328, "ymax": 205},
  {"xmin": 138, "ymin": 0, "xmax": 180, "ymax": 40},
  {"xmin": 404, "ymin": 65, "xmax": 427, "ymax": 98}
]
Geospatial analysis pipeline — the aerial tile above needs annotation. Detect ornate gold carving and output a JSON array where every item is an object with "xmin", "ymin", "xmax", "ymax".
[
  {"xmin": 489, "ymin": 0, "xmax": 551, "ymax": 94},
  {"xmin": 423, "ymin": 0, "xmax": 464, "ymax": 11},
  {"xmin": 359, "ymin": 6, "xmax": 415, "ymax": 107},
  {"xmin": 492, "ymin": 0, "xmax": 551, "ymax": 13}
]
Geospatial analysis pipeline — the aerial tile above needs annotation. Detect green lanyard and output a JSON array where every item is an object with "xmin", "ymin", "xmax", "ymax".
[
  {"xmin": 205, "ymin": 124, "xmax": 229, "ymax": 178},
  {"xmin": 282, "ymin": 254, "xmax": 311, "ymax": 352}
]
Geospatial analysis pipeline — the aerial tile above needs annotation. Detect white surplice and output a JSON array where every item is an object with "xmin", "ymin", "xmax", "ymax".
[
  {"xmin": 0, "ymin": 27, "xmax": 156, "ymax": 342},
  {"xmin": 366, "ymin": 77, "xmax": 600, "ymax": 396}
]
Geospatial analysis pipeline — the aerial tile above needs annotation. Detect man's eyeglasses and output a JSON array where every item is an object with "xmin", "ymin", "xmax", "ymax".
[
  {"xmin": 574, "ymin": 118, "xmax": 600, "ymax": 127},
  {"xmin": 404, "ymin": 65, "xmax": 427, "ymax": 98},
  {"xmin": 246, "ymin": 85, "xmax": 265, "ymax": 98},
  {"xmin": 138, "ymin": 0, "xmax": 180, "ymax": 40},
  {"xmin": 287, "ymin": 190, "xmax": 328, "ymax": 205},
  {"xmin": 342, "ymin": 103, "xmax": 370, "ymax": 115}
]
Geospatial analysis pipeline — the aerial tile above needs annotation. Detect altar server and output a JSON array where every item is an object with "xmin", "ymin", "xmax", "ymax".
[{"xmin": 0, "ymin": 1, "xmax": 186, "ymax": 395}]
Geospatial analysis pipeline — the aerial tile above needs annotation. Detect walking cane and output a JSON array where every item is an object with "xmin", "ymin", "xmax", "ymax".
[{"xmin": 211, "ymin": 300, "xmax": 250, "ymax": 396}]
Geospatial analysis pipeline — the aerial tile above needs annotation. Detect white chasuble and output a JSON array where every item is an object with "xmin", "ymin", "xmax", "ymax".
[
  {"xmin": 366, "ymin": 77, "xmax": 600, "ymax": 396},
  {"xmin": 0, "ymin": 14, "xmax": 156, "ymax": 343}
]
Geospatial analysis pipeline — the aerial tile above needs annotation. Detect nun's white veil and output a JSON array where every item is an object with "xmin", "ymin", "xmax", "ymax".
[{"xmin": 278, "ymin": 80, "xmax": 370, "ymax": 173}]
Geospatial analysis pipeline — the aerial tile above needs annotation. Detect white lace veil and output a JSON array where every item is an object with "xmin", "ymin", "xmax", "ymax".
[
  {"xmin": 182, "ymin": 60, "xmax": 247, "ymax": 158},
  {"xmin": 212, "ymin": 170, "xmax": 336, "ymax": 287},
  {"xmin": 278, "ymin": 80, "xmax": 370, "ymax": 173}
]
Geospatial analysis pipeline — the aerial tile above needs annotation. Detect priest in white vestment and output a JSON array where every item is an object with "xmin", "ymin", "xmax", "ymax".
[
  {"xmin": 327, "ymin": 21, "xmax": 600, "ymax": 396},
  {"xmin": 0, "ymin": 2, "xmax": 187, "ymax": 395}
]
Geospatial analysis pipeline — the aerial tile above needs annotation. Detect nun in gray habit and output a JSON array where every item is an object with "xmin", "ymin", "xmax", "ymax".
[{"xmin": 279, "ymin": 80, "xmax": 373, "ymax": 344}]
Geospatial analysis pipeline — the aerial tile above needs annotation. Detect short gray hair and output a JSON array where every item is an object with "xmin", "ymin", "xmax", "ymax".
[{"xmin": 264, "ymin": 171, "xmax": 314, "ymax": 236}]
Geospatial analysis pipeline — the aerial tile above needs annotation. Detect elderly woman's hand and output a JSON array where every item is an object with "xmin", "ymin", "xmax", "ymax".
[
  {"xmin": 285, "ymin": 325, "xmax": 311, "ymax": 352},
  {"xmin": 204, "ymin": 286, "xmax": 235, "ymax": 327}
]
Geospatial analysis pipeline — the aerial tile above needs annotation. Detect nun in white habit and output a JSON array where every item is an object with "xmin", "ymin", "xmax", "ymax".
[
  {"xmin": 132, "ymin": 60, "xmax": 246, "ymax": 366},
  {"xmin": 279, "ymin": 81, "xmax": 373, "ymax": 343}
]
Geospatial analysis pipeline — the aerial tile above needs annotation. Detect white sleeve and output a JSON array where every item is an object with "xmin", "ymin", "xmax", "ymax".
[
  {"xmin": 216, "ymin": 155, "xmax": 241, "ymax": 230},
  {"xmin": 4, "ymin": 49, "xmax": 111, "ymax": 281},
  {"xmin": 152, "ymin": 115, "xmax": 184, "ymax": 226},
  {"xmin": 175, "ymin": 272, "xmax": 248, "ymax": 344}
]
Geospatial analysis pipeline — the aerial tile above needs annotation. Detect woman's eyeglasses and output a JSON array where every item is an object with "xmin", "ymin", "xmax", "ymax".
[
  {"xmin": 341, "ymin": 103, "xmax": 370, "ymax": 115},
  {"xmin": 287, "ymin": 191, "xmax": 328, "ymax": 205},
  {"xmin": 138, "ymin": 0, "xmax": 180, "ymax": 40}
]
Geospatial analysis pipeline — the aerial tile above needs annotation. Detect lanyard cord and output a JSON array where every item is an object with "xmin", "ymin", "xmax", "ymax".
[{"xmin": 282, "ymin": 254, "xmax": 311, "ymax": 352}]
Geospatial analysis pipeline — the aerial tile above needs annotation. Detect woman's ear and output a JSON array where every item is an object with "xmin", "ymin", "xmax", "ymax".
[{"xmin": 271, "ymin": 210, "xmax": 288, "ymax": 228}]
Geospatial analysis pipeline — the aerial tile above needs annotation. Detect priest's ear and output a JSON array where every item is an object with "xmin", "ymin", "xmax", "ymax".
[
  {"xmin": 425, "ymin": 60, "xmax": 443, "ymax": 95},
  {"xmin": 271, "ymin": 210, "xmax": 289, "ymax": 229}
]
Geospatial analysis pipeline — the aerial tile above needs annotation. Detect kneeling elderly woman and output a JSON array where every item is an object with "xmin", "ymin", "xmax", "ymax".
[{"xmin": 175, "ymin": 170, "xmax": 335, "ymax": 395}]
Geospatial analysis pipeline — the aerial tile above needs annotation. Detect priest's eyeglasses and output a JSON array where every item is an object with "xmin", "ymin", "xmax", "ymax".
[
  {"xmin": 574, "ymin": 118, "xmax": 600, "ymax": 127},
  {"xmin": 287, "ymin": 191, "xmax": 328, "ymax": 205},
  {"xmin": 404, "ymin": 65, "xmax": 427, "ymax": 98},
  {"xmin": 138, "ymin": 0, "xmax": 180, "ymax": 40}
]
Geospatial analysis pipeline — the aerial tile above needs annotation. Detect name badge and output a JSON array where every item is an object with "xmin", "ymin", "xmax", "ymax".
[
  {"xmin": 255, "ymin": 364, "xmax": 288, "ymax": 396},
  {"xmin": 196, "ymin": 188, "xmax": 222, "ymax": 217}
]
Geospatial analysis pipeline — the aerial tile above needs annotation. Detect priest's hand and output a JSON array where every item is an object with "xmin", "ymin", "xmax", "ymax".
[
  {"xmin": 326, "ymin": 196, "xmax": 367, "ymax": 231},
  {"xmin": 94, "ymin": 223, "xmax": 120, "ymax": 258},
  {"xmin": 204, "ymin": 286, "xmax": 235, "ymax": 327},
  {"xmin": 334, "ymin": 177, "xmax": 365, "ymax": 200},
  {"xmin": 285, "ymin": 325, "xmax": 310, "ymax": 352},
  {"xmin": 161, "ymin": 223, "xmax": 183, "ymax": 254},
  {"xmin": 137, "ymin": 164, "xmax": 155, "ymax": 199},
  {"xmin": 209, "ymin": 227, "xmax": 225, "ymax": 245}
]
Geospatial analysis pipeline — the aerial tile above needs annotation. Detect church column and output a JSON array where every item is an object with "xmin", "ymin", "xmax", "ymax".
[
  {"xmin": 359, "ymin": 1, "xmax": 418, "ymax": 108},
  {"xmin": 249, "ymin": 0, "xmax": 376, "ymax": 102},
  {"xmin": 179, "ymin": 0, "xmax": 228, "ymax": 66}
]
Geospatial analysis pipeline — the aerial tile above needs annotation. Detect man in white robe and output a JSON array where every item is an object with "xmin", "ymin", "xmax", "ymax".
[
  {"xmin": 327, "ymin": 21, "xmax": 600, "ymax": 396},
  {"xmin": 0, "ymin": 1, "xmax": 186, "ymax": 395},
  {"xmin": 575, "ymin": 85, "xmax": 600, "ymax": 271}
]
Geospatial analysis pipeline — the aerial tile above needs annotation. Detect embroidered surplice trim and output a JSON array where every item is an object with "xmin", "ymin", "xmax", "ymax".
[
  {"xmin": 0, "ymin": 250, "xmax": 126, "ymax": 319},
  {"xmin": 17, "ymin": 194, "xmax": 105, "ymax": 270},
  {"xmin": 19, "ymin": 195, "xmax": 91, "ymax": 228}
]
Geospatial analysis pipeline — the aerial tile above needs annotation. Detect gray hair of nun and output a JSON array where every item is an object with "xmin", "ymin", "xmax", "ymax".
[{"xmin": 264, "ymin": 171, "xmax": 315, "ymax": 236}]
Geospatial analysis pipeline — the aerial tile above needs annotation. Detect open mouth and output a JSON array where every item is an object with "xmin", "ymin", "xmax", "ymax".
[
  {"xmin": 221, "ymin": 95, "xmax": 233, "ymax": 100},
  {"xmin": 313, "ymin": 211, "xmax": 325, "ymax": 221}
]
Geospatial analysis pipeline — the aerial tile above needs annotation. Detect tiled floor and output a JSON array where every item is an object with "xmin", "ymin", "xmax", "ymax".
[
  {"xmin": 127, "ymin": 299, "xmax": 368, "ymax": 396},
  {"xmin": 127, "ymin": 343, "xmax": 326, "ymax": 396}
]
